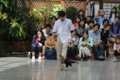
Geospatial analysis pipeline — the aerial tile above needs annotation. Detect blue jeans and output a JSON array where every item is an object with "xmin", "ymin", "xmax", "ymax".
[
  {"xmin": 31, "ymin": 44, "xmax": 42, "ymax": 53},
  {"xmin": 92, "ymin": 45, "xmax": 104, "ymax": 57}
]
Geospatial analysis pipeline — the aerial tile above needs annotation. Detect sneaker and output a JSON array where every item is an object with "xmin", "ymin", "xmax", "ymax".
[
  {"xmin": 87, "ymin": 57, "xmax": 92, "ymax": 61},
  {"xmin": 99, "ymin": 56, "xmax": 105, "ymax": 59},
  {"xmin": 113, "ymin": 58, "xmax": 118, "ymax": 62},
  {"xmin": 42, "ymin": 56, "xmax": 45, "ymax": 59},
  {"xmin": 38, "ymin": 56, "xmax": 42, "ymax": 60},
  {"xmin": 98, "ymin": 56, "xmax": 105, "ymax": 61},
  {"xmin": 32, "ymin": 56, "xmax": 35, "ymax": 59},
  {"xmin": 81, "ymin": 58, "xmax": 84, "ymax": 61}
]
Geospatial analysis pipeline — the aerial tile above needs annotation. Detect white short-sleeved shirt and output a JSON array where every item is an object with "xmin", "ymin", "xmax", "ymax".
[{"xmin": 52, "ymin": 18, "xmax": 74, "ymax": 43}]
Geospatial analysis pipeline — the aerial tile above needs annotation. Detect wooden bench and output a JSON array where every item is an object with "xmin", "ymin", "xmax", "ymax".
[
  {"xmin": 7, "ymin": 42, "xmax": 32, "ymax": 55},
  {"xmin": 92, "ymin": 43, "xmax": 113, "ymax": 60}
]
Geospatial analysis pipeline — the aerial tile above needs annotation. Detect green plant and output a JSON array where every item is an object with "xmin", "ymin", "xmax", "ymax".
[
  {"xmin": 9, "ymin": 17, "xmax": 25, "ymax": 38},
  {"xmin": 117, "ymin": 4, "xmax": 120, "ymax": 16},
  {"xmin": 66, "ymin": 6, "xmax": 77, "ymax": 23},
  {"xmin": 40, "ymin": 6, "xmax": 48, "ymax": 14},
  {"xmin": 0, "ymin": 0, "xmax": 43, "ymax": 42},
  {"xmin": 40, "ymin": 5, "xmax": 63, "ymax": 23},
  {"xmin": 52, "ymin": 5, "xmax": 63, "ymax": 12}
]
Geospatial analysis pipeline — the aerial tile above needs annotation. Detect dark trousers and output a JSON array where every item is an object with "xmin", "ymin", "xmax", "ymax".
[
  {"xmin": 67, "ymin": 45, "xmax": 77, "ymax": 58},
  {"xmin": 31, "ymin": 44, "xmax": 42, "ymax": 53},
  {"xmin": 114, "ymin": 50, "xmax": 120, "ymax": 56},
  {"xmin": 92, "ymin": 45, "xmax": 104, "ymax": 57}
]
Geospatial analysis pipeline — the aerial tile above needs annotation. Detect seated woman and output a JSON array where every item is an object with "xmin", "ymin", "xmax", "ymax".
[
  {"xmin": 31, "ymin": 30, "xmax": 46, "ymax": 60},
  {"xmin": 76, "ymin": 19, "xmax": 85, "ymax": 38},
  {"xmin": 78, "ymin": 30, "xmax": 93, "ymax": 61},
  {"xmin": 45, "ymin": 34, "xmax": 57, "ymax": 59},
  {"xmin": 100, "ymin": 24, "xmax": 112, "ymax": 57},
  {"xmin": 67, "ymin": 30, "xmax": 79, "ymax": 59}
]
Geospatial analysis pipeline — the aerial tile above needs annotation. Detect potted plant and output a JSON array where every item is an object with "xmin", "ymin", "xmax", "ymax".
[
  {"xmin": 0, "ymin": 0, "xmax": 43, "ymax": 57},
  {"xmin": 66, "ymin": 6, "xmax": 77, "ymax": 23},
  {"xmin": 40, "ymin": 5, "xmax": 63, "ymax": 24}
]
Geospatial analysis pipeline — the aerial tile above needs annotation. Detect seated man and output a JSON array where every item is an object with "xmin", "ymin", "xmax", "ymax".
[
  {"xmin": 85, "ymin": 20, "xmax": 95, "ymax": 31},
  {"xmin": 110, "ymin": 16, "xmax": 120, "ymax": 42},
  {"xmin": 89, "ymin": 24, "xmax": 105, "ymax": 60},
  {"xmin": 42, "ymin": 24, "xmax": 52, "ymax": 39},
  {"xmin": 44, "ymin": 34, "xmax": 57, "ymax": 59}
]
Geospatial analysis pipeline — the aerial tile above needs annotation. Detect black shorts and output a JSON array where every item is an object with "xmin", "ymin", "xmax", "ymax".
[{"xmin": 114, "ymin": 50, "xmax": 120, "ymax": 56}]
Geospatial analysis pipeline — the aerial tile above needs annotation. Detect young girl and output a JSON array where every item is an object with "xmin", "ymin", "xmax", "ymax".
[
  {"xmin": 101, "ymin": 24, "xmax": 112, "ymax": 57},
  {"xmin": 67, "ymin": 30, "xmax": 79, "ymax": 59},
  {"xmin": 78, "ymin": 30, "xmax": 93, "ymax": 61},
  {"xmin": 73, "ymin": 16, "xmax": 81, "ymax": 27},
  {"xmin": 31, "ymin": 30, "xmax": 46, "ymax": 60},
  {"xmin": 109, "ymin": 7, "xmax": 117, "ymax": 23},
  {"xmin": 76, "ymin": 19, "xmax": 85, "ymax": 38},
  {"xmin": 113, "ymin": 37, "xmax": 120, "ymax": 62},
  {"xmin": 50, "ymin": 16, "xmax": 57, "ymax": 29},
  {"xmin": 77, "ymin": 9, "xmax": 86, "ymax": 22}
]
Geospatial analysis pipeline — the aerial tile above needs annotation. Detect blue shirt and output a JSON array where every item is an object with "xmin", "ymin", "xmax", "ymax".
[
  {"xmin": 89, "ymin": 30, "xmax": 101, "ymax": 43},
  {"xmin": 110, "ymin": 22, "xmax": 120, "ymax": 36},
  {"xmin": 94, "ymin": 16, "xmax": 105, "ymax": 27}
]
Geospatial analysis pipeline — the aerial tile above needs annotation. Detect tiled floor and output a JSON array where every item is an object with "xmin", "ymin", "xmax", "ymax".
[{"xmin": 0, "ymin": 56, "xmax": 120, "ymax": 80}]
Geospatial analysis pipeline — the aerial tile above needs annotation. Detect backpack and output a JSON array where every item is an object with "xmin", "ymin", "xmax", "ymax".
[{"xmin": 45, "ymin": 48, "xmax": 57, "ymax": 59}]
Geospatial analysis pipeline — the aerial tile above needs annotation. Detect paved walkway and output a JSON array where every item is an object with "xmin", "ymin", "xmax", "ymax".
[{"xmin": 0, "ymin": 56, "xmax": 120, "ymax": 80}]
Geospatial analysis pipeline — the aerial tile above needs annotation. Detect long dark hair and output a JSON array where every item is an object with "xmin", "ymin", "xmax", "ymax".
[
  {"xmin": 78, "ymin": 9, "xmax": 85, "ymax": 17},
  {"xmin": 51, "ymin": 16, "xmax": 58, "ymax": 20},
  {"xmin": 36, "ymin": 30, "xmax": 44, "ymax": 38},
  {"xmin": 109, "ymin": 7, "xmax": 117, "ymax": 19},
  {"xmin": 78, "ymin": 19, "xmax": 85, "ymax": 29},
  {"xmin": 82, "ymin": 30, "xmax": 89, "ymax": 41},
  {"xmin": 74, "ymin": 16, "xmax": 81, "ymax": 23}
]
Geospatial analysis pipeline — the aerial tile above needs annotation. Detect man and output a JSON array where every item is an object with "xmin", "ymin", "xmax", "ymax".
[
  {"xmin": 94, "ymin": 10, "xmax": 105, "ymax": 28},
  {"xmin": 52, "ymin": 11, "xmax": 74, "ymax": 69},
  {"xmin": 42, "ymin": 24, "xmax": 52, "ymax": 39},
  {"xmin": 110, "ymin": 16, "xmax": 120, "ymax": 42},
  {"xmin": 89, "ymin": 24, "xmax": 105, "ymax": 60}
]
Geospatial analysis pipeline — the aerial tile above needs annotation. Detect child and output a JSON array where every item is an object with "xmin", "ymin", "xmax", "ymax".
[
  {"xmin": 110, "ymin": 16, "xmax": 120, "ymax": 42},
  {"xmin": 76, "ymin": 19, "xmax": 85, "ymax": 38},
  {"xmin": 94, "ymin": 10, "xmax": 105, "ymax": 29},
  {"xmin": 85, "ymin": 20, "xmax": 95, "ymax": 31},
  {"xmin": 77, "ymin": 9, "xmax": 86, "ymax": 22},
  {"xmin": 101, "ymin": 24, "xmax": 112, "ymax": 57},
  {"xmin": 113, "ymin": 37, "xmax": 120, "ymax": 62},
  {"xmin": 45, "ymin": 34, "xmax": 57, "ymax": 59},
  {"xmin": 73, "ymin": 16, "xmax": 81, "ymax": 27},
  {"xmin": 108, "ymin": 7, "xmax": 117, "ymax": 23},
  {"xmin": 78, "ymin": 30, "xmax": 93, "ymax": 61}
]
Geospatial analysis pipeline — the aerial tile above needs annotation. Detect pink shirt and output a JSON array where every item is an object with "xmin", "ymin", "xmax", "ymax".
[
  {"xmin": 36, "ymin": 38, "xmax": 40, "ymax": 42},
  {"xmin": 113, "ymin": 43, "xmax": 120, "ymax": 50}
]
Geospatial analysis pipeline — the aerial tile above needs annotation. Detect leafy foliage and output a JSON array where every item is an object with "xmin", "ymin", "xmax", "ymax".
[
  {"xmin": 0, "ymin": 0, "xmax": 43, "ymax": 42},
  {"xmin": 117, "ymin": 4, "xmax": 120, "ymax": 16},
  {"xmin": 66, "ymin": 6, "xmax": 77, "ymax": 23}
]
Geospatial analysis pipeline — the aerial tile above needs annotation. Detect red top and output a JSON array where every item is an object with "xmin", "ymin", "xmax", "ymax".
[{"xmin": 73, "ymin": 23, "xmax": 78, "ymax": 27}]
